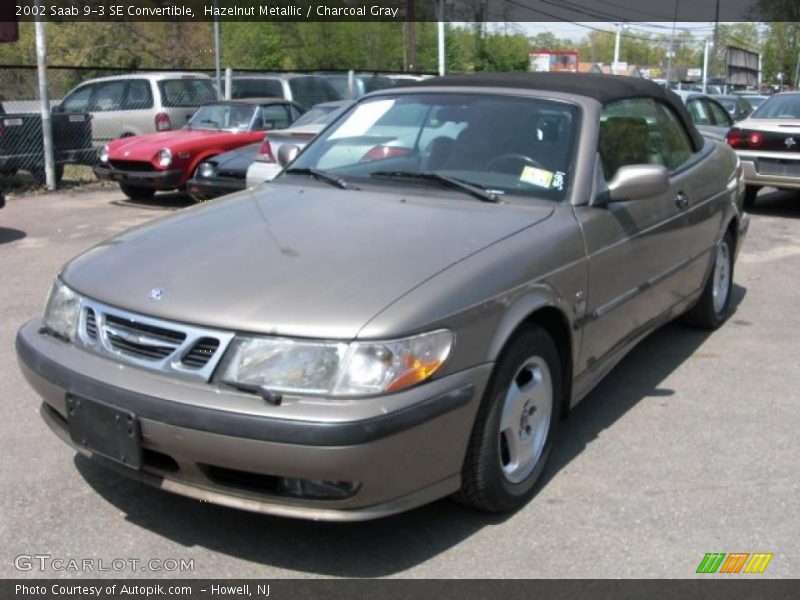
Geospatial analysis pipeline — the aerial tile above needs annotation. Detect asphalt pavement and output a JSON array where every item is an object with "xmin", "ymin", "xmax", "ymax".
[{"xmin": 0, "ymin": 186, "xmax": 798, "ymax": 578}]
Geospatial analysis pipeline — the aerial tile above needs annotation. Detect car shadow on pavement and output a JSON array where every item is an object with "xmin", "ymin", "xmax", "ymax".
[
  {"xmin": 110, "ymin": 192, "xmax": 195, "ymax": 211},
  {"xmin": 74, "ymin": 284, "xmax": 747, "ymax": 578},
  {"xmin": 0, "ymin": 227, "xmax": 26, "ymax": 245},
  {"xmin": 749, "ymin": 189, "xmax": 800, "ymax": 219}
]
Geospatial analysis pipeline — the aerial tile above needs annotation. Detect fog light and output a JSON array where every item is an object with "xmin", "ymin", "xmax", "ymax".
[{"xmin": 277, "ymin": 478, "xmax": 359, "ymax": 500}]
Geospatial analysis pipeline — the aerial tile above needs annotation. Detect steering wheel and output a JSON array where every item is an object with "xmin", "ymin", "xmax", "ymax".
[{"xmin": 486, "ymin": 153, "xmax": 544, "ymax": 173}]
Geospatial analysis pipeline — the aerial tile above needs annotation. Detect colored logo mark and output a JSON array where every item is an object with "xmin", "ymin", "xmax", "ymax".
[{"xmin": 696, "ymin": 552, "xmax": 773, "ymax": 574}]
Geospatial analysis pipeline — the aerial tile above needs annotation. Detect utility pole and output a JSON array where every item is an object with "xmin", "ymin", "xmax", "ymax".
[
  {"xmin": 405, "ymin": 0, "xmax": 416, "ymax": 72},
  {"xmin": 34, "ymin": 4, "xmax": 55, "ymax": 191},
  {"xmin": 712, "ymin": 0, "xmax": 720, "ymax": 78},
  {"xmin": 213, "ymin": 0, "xmax": 221, "ymax": 99},
  {"xmin": 437, "ymin": 0, "xmax": 445, "ymax": 76},
  {"xmin": 666, "ymin": 0, "xmax": 680, "ymax": 84},
  {"xmin": 613, "ymin": 23, "xmax": 622, "ymax": 73},
  {"xmin": 703, "ymin": 39, "xmax": 711, "ymax": 93}
]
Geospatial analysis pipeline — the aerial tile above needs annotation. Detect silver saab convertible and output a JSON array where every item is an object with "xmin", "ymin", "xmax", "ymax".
[{"xmin": 17, "ymin": 74, "xmax": 749, "ymax": 521}]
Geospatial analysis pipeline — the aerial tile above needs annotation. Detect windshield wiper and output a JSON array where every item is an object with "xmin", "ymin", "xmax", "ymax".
[
  {"xmin": 284, "ymin": 167, "xmax": 349, "ymax": 190},
  {"xmin": 369, "ymin": 171, "xmax": 500, "ymax": 203}
]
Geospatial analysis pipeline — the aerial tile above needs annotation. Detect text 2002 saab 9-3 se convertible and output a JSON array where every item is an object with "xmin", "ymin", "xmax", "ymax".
[{"xmin": 17, "ymin": 74, "xmax": 749, "ymax": 521}]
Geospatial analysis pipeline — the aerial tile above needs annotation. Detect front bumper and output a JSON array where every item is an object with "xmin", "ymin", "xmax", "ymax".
[
  {"xmin": 186, "ymin": 177, "xmax": 246, "ymax": 201},
  {"xmin": 94, "ymin": 165, "xmax": 183, "ymax": 190},
  {"xmin": 16, "ymin": 319, "xmax": 489, "ymax": 521},
  {"xmin": 739, "ymin": 153, "xmax": 800, "ymax": 190}
]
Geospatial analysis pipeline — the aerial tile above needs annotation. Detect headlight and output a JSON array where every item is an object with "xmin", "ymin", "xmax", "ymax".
[
  {"xmin": 218, "ymin": 330, "xmax": 453, "ymax": 396},
  {"xmin": 99, "ymin": 145, "xmax": 109, "ymax": 164},
  {"xmin": 43, "ymin": 279, "xmax": 81, "ymax": 342},
  {"xmin": 157, "ymin": 148, "xmax": 172, "ymax": 168},
  {"xmin": 198, "ymin": 162, "xmax": 215, "ymax": 178}
]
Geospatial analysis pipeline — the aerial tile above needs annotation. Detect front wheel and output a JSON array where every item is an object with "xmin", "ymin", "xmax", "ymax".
[
  {"xmin": 455, "ymin": 326, "xmax": 561, "ymax": 512},
  {"xmin": 682, "ymin": 231, "xmax": 735, "ymax": 329},
  {"xmin": 120, "ymin": 184, "xmax": 156, "ymax": 201}
]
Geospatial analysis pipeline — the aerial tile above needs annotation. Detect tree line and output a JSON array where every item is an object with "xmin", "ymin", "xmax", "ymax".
[{"xmin": 0, "ymin": 20, "xmax": 798, "ymax": 100}]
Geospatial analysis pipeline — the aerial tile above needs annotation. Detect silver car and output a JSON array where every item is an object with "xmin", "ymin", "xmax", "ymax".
[
  {"xmin": 17, "ymin": 74, "xmax": 748, "ymax": 521},
  {"xmin": 56, "ymin": 73, "xmax": 218, "ymax": 145},
  {"xmin": 723, "ymin": 91, "xmax": 800, "ymax": 208}
]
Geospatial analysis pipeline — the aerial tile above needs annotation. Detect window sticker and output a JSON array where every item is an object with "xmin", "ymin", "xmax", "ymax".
[
  {"xmin": 520, "ymin": 166, "xmax": 554, "ymax": 188},
  {"xmin": 552, "ymin": 171, "xmax": 565, "ymax": 191}
]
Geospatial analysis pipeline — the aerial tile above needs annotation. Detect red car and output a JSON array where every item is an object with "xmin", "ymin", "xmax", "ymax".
[{"xmin": 94, "ymin": 98, "xmax": 305, "ymax": 200}]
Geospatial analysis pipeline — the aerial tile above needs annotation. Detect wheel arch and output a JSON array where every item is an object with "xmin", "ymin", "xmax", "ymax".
[{"xmin": 488, "ymin": 292, "xmax": 575, "ymax": 418}]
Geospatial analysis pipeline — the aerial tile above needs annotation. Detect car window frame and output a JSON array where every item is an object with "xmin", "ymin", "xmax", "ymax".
[{"xmin": 705, "ymin": 98, "xmax": 733, "ymax": 127}]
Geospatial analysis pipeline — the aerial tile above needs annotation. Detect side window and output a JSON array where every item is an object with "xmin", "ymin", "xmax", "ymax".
[
  {"xmin": 90, "ymin": 81, "xmax": 126, "ymax": 112},
  {"xmin": 706, "ymin": 100, "xmax": 733, "ymax": 127},
  {"xmin": 653, "ymin": 102, "xmax": 693, "ymax": 170},
  {"xmin": 124, "ymin": 80, "xmax": 154, "ymax": 110},
  {"xmin": 260, "ymin": 105, "xmax": 291, "ymax": 130},
  {"xmin": 686, "ymin": 98, "xmax": 711, "ymax": 125},
  {"xmin": 62, "ymin": 85, "xmax": 94, "ymax": 113},
  {"xmin": 598, "ymin": 98, "xmax": 659, "ymax": 181},
  {"xmin": 289, "ymin": 105, "xmax": 304, "ymax": 122}
]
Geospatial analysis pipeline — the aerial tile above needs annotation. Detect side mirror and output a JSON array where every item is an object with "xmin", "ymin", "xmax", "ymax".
[
  {"xmin": 277, "ymin": 144, "xmax": 300, "ymax": 167},
  {"xmin": 601, "ymin": 164, "xmax": 670, "ymax": 204}
]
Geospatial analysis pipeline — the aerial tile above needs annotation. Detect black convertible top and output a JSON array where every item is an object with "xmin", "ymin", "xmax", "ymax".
[{"xmin": 412, "ymin": 72, "xmax": 704, "ymax": 150}]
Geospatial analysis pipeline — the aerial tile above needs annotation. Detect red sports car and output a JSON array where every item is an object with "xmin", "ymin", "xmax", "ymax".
[{"xmin": 94, "ymin": 98, "xmax": 305, "ymax": 200}]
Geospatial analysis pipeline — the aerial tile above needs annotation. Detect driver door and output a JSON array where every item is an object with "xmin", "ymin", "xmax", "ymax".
[{"xmin": 574, "ymin": 98, "xmax": 697, "ymax": 379}]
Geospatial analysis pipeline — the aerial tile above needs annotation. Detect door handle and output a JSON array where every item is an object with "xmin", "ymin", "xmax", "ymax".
[{"xmin": 675, "ymin": 192, "xmax": 689, "ymax": 210}]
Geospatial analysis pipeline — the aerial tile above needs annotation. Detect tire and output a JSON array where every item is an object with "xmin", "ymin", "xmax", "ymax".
[
  {"xmin": 682, "ymin": 231, "xmax": 735, "ymax": 330},
  {"xmin": 455, "ymin": 325, "xmax": 562, "ymax": 512},
  {"xmin": 743, "ymin": 185, "xmax": 759, "ymax": 210},
  {"xmin": 120, "ymin": 184, "xmax": 156, "ymax": 201}
]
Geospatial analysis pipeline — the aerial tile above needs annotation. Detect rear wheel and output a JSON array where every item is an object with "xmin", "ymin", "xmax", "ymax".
[
  {"xmin": 120, "ymin": 184, "xmax": 156, "ymax": 201},
  {"xmin": 455, "ymin": 326, "xmax": 561, "ymax": 512},
  {"xmin": 743, "ymin": 185, "xmax": 759, "ymax": 210},
  {"xmin": 683, "ymin": 231, "xmax": 735, "ymax": 329}
]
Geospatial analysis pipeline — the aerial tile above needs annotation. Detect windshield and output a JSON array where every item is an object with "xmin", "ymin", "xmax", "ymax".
[
  {"xmin": 291, "ymin": 103, "xmax": 347, "ymax": 127},
  {"xmin": 752, "ymin": 94, "xmax": 800, "ymax": 119},
  {"xmin": 743, "ymin": 96, "xmax": 766, "ymax": 108},
  {"xmin": 187, "ymin": 104, "xmax": 257, "ymax": 131},
  {"xmin": 288, "ymin": 93, "xmax": 579, "ymax": 201}
]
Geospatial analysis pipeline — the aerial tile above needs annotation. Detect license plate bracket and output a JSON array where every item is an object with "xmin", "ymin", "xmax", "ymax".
[{"xmin": 66, "ymin": 395, "xmax": 142, "ymax": 470}]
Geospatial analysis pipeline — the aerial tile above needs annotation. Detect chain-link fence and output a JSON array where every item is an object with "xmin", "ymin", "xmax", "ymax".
[{"xmin": 1, "ymin": 66, "xmax": 103, "ymax": 192}]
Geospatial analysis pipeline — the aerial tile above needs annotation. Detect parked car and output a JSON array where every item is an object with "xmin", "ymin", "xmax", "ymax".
[
  {"xmin": 17, "ymin": 73, "xmax": 748, "ymax": 521},
  {"xmin": 725, "ymin": 91, "xmax": 800, "ymax": 208},
  {"xmin": 185, "ymin": 143, "xmax": 260, "ymax": 202},
  {"xmin": 674, "ymin": 91, "xmax": 734, "ymax": 140},
  {"xmin": 94, "ymin": 98, "xmax": 304, "ymax": 200},
  {"xmin": 55, "ymin": 73, "xmax": 217, "ymax": 146},
  {"xmin": 712, "ymin": 94, "xmax": 754, "ymax": 121},
  {"xmin": 0, "ymin": 191, "xmax": 4, "ymax": 209},
  {"xmin": 227, "ymin": 75, "xmax": 340, "ymax": 109},
  {"xmin": 737, "ymin": 94, "xmax": 768, "ymax": 110},
  {"xmin": 0, "ymin": 101, "xmax": 95, "ymax": 184},
  {"xmin": 319, "ymin": 73, "xmax": 396, "ymax": 99},
  {"xmin": 246, "ymin": 100, "xmax": 351, "ymax": 186}
]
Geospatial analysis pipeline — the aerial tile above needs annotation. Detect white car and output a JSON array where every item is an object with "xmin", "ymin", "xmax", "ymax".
[{"xmin": 246, "ymin": 101, "xmax": 350, "ymax": 187}]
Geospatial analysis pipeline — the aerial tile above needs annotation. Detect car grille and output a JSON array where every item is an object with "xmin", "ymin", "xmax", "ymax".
[
  {"xmin": 109, "ymin": 160, "xmax": 155, "ymax": 172},
  {"xmin": 78, "ymin": 301, "xmax": 235, "ymax": 382}
]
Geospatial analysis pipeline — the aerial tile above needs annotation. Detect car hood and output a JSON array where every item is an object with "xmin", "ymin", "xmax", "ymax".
[
  {"xmin": 62, "ymin": 184, "xmax": 553, "ymax": 339},
  {"xmin": 108, "ymin": 129, "xmax": 236, "ymax": 158}
]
